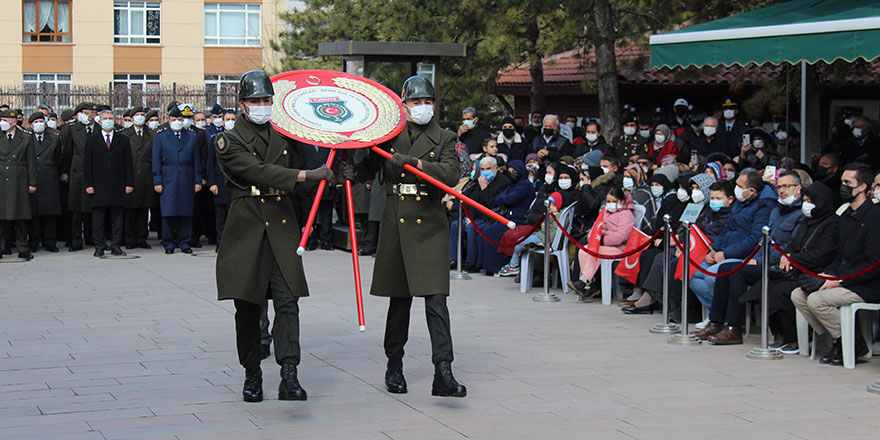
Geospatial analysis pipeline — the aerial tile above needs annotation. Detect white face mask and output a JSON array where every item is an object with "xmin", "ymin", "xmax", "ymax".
[
  {"xmin": 462, "ymin": 119, "xmax": 475, "ymax": 129},
  {"xmin": 78, "ymin": 112, "xmax": 91, "ymax": 125},
  {"xmin": 691, "ymin": 189, "xmax": 705, "ymax": 203},
  {"xmin": 601, "ymin": 166, "xmax": 610, "ymax": 175},
  {"xmin": 133, "ymin": 115, "xmax": 145, "ymax": 126},
  {"xmin": 734, "ymin": 185, "xmax": 748, "ymax": 202},
  {"xmin": 853, "ymin": 127, "xmax": 863, "ymax": 138},
  {"xmin": 195, "ymin": 121, "xmax": 206, "ymax": 129},
  {"xmin": 651, "ymin": 186, "xmax": 664, "ymax": 198},
  {"xmin": 147, "ymin": 120, "xmax": 159, "ymax": 130},
  {"xmin": 213, "ymin": 118, "xmax": 223, "ymax": 127},
  {"xmin": 94, "ymin": 115, "xmax": 102, "ymax": 124},
  {"xmin": 605, "ymin": 202, "xmax": 619, "ymax": 213},
  {"xmin": 654, "ymin": 134, "xmax": 666, "ymax": 145},
  {"xmin": 676, "ymin": 187, "xmax": 690, "ymax": 202},
  {"xmin": 169, "ymin": 120, "xmax": 183, "ymax": 131},
  {"xmin": 639, "ymin": 129, "xmax": 651, "ymax": 138},
  {"xmin": 409, "ymin": 104, "xmax": 434, "ymax": 125},
  {"xmin": 182, "ymin": 118, "xmax": 193, "ymax": 129},
  {"xmin": 801, "ymin": 201, "xmax": 815, "ymax": 218},
  {"xmin": 544, "ymin": 173, "xmax": 555, "ymax": 185},
  {"xmin": 844, "ymin": 118, "xmax": 853, "ymax": 127},
  {"xmin": 776, "ymin": 131, "xmax": 788, "ymax": 141},
  {"xmin": 0, "ymin": 120, "xmax": 12, "ymax": 132},
  {"xmin": 585, "ymin": 133, "xmax": 598, "ymax": 143},
  {"xmin": 778, "ymin": 194, "xmax": 797, "ymax": 206},
  {"xmin": 123, "ymin": 121, "xmax": 134, "ymax": 129},
  {"xmin": 623, "ymin": 126, "xmax": 636, "ymax": 136},
  {"xmin": 32, "ymin": 121, "xmax": 46, "ymax": 133},
  {"xmin": 223, "ymin": 120, "xmax": 236, "ymax": 131},
  {"xmin": 726, "ymin": 170, "xmax": 736, "ymax": 180},
  {"xmin": 753, "ymin": 139, "xmax": 764, "ymax": 149},
  {"xmin": 565, "ymin": 122, "xmax": 575, "ymax": 129},
  {"xmin": 723, "ymin": 109, "xmax": 736, "ymax": 120},
  {"xmin": 246, "ymin": 105, "xmax": 272, "ymax": 125},
  {"xmin": 557, "ymin": 178, "xmax": 572, "ymax": 190},
  {"xmin": 703, "ymin": 126, "xmax": 716, "ymax": 137},
  {"xmin": 101, "ymin": 119, "xmax": 116, "ymax": 131},
  {"xmin": 46, "ymin": 120, "xmax": 57, "ymax": 129},
  {"xmin": 622, "ymin": 176, "xmax": 634, "ymax": 190}
]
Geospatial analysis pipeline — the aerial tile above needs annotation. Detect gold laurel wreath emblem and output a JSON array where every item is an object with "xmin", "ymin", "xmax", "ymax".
[{"xmin": 272, "ymin": 77, "xmax": 400, "ymax": 145}]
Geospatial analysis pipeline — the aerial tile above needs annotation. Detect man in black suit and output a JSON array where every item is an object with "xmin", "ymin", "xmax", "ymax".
[
  {"xmin": 84, "ymin": 110, "xmax": 134, "ymax": 257},
  {"xmin": 716, "ymin": 98, "xmax": 749, "ymax": 158},
  {"xmin": 297, "ymin": 143, "xmax": 337, "ymax": 250}
]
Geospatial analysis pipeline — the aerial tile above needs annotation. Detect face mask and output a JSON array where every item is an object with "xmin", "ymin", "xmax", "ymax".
[
  {"xmin": 651, "ymin": 186, "xmax": 664, "ymax": 198},
  {"xmin": 32, "ymin": 122, "xmax": 46, "ymax": 133},
  {"xmin": 601, "ymin": 166, "xmax": 610, "ymax": 175},
  {"xmin": 502, "ymin": 128, "xmax": 515, "ymax": 139},
  {"xmin": 528, "ymin": 163, "xmax": 539, "ymax": 174},
  {"xmin": 46, "ymin": 120, "xmax": 57, "ymax": 129},
  {"xmin": 853, "ymin": 127, "xmax": 863, "ymax": 138},
  {"xmin": 508, "ymin": 170, "xmax": 519, "ymax": 181},
  {"xmin": 565, "ymin": 122, "xmax": 575, "ymax": 129},
  {"xmin": 709, "ymin": 199, "xmax": 725, "ymax": 212},
  {"xmin": 674, "ymin": 107, "xmax": 686, "ymax": 117},
  {"xmin": 723, "ymin": 109, "xmax": 735, "ymax": 120},
  {"xmin": 801, "ymin": 201, "xmax": 815, "ymax": 218},
  {"xmin": 753, "ymin": 139, "xmax": 764, "ymax": 149},
  {"xmin": 0, "ymin": 120, "xmax": 11, "ymax": 132},
  {"xmin": 78, "ymin": 112, "xmax": 90, "ymax": 125},
  {"xmin": 123, "ymin": 121, "xmax": 134, "ymax": 129},
  {"xmin": 409, "ymin": 104, "xmax": 433, "ymax": 125},
  {"xmin": 544, "ymin": 173, "xmax": 554, "ymax": 185},
  {"xmin": 641, "ymin": 166, "xmax": 649, "ymax": 174},
  {"xmin": 640, "ymin": 129, "xmax": 651, "ymax": 138},
  {"xmin": 94, "ymin": 115, "xmax": 101, "ymax": 124},
  {"xmin": 133, "ymin": 115, "xmax": 145, "ymax": 126},
  {"xmin": 580, "ymin": 163, "xmax": 589, "ymax": 171},
  {"xmin": 480, "ymin": 169, "xmax": 495, "ymax": 181},
  {"xmin": 147, "ymin": 120, "xmax": 159, "ymax": 130},
  {"xmin": 182, "ymin": 118, "xmax": 193, "ymax": 129},
  {"xmin": 195, "ymin": 121, "xmax": 206, "ymax": 129},
  {"xmin": 223, "ymin": 120, "xmax": 236, "ymax": 131},
  {"xmin": 778, "ymin": 194, "xmax": 796, "ymax": 206},
  {"xmin": 676, "ymin": 188, "xmax": 690, "ymax": 202},
  {"xmin": 585, "ymin": 133, "xmax": 598, "ymax": 143},
  {"xmin": 691, "ymin": 189, "xmax": 705, "ymax": 203},
  {"xmin": 734, "ymin": 185, "xmax": 749, "ymax": 202},
  {"xmin": 463, "ymin": 119, "xmax": 475, "ymax": 129},
  {"xmin": 726, "ymin": 170, "xmax": 736, "ymax": 180},
  {"xmin": 623, "ymin": 126, "xmax": 636, "ymax": 136},
  {"xmin": 169, "ymin": 120, "xmax": 183, "ymax": 131},
  {"xmin": 557, "ymin": 178, "xmax": 572, "ymax": 190},
  {"xmin": 776, "ymin": 131, "xmax": 788, "ymax": 141},
  {"xmin": 839, "ymin": 184, "xmax": 858, "ymax": 202},
  {"xmin": 703, "ymin": 126, "xmax": 716, "ymax": 137},
  {"xmin": 605, "ymin": 202, "xmax": 619, "ymax": 213},
  {"xmin": 101, "ymin": 119, "xmax": 116, "ymax": 131},
  {"xmin": 213, "ymin": 118, "xmax": 223, "ymax": 127},
  {"xmin": 622, "ymin": 177, "xmax": 634, "ymax": 190},
  {"xmin": 654, "ymin": 134, "xmax": 666, "ymax": 145},
  {"xmin": 531, "ymin": 121, "xmax": 541, "ymax": 128},
  {"xmin": 246, "ymin": 105, "xmax": 272, "ymax": 125},
  {"xmin": 844, "ymin": 118, "xmax": 853, "ymax": 127},
  {"xmin": 541, "ymin": 127, "xmax": 555, "ymax": 137}
]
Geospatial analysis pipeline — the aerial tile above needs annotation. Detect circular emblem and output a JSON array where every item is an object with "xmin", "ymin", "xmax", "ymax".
[{"xmin": 270, "ymin": 70, "xmax": 407, "ymax": 149}]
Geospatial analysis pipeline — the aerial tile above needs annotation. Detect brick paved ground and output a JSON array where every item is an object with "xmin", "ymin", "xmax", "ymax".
[{"xmin": 1, "ymin": 244, "xmax": 879, "ymax": 439}]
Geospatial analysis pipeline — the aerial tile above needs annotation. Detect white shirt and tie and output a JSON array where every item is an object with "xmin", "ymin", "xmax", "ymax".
[{"xmin": 102, "ymin": 130, "xmax": 114, "ymax": 148}]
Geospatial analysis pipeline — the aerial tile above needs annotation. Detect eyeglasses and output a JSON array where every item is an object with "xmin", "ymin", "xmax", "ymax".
[
  {"xmin": 777, "ymin": 184, "xmax": 800, "ymax": 190},
  {"xmin": 872, "ymin": 183, "xmax": 880, "ymax": 190}
]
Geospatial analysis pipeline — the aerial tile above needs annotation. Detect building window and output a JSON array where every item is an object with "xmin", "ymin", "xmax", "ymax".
[
  {"xmin": 22, "ymin": 73, "xmax": 72, "ymax": 113},
  {"xmin": 113, "ymin": 74, "xmax": 161, "ymax": 109},
  {"xmin": 23, "ymin": 1, "xmax": 72, "ymax": 42},
  {"xmin": 114, "ymin": 1, "xmax": 161, "ymax": 44},
  {"xmin": 205, "ymin": 74, "xmax": 240, "ymax": 109},
  {"xmin": 204, "ymin": 3, "xmax": 261, "ymax": 47}
]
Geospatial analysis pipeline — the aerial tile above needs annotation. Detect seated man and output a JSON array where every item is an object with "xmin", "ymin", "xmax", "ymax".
[
  {"xmin": 449, "ymin": 156, "xmax": 510, "ymax": 272},
  {"xmin": 792, "ymin": 163, "xmax": 880, "ymax": 365}
]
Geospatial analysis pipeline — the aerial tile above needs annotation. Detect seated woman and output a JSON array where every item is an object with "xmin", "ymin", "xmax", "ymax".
[{"xmin": 568, "ymin": 186, "xmax": 635, "ymax": 300}]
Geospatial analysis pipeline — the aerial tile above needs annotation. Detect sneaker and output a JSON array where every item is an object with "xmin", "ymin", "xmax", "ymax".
[
  {"xmin": 694, "ymin": 317, "xmax": 710, "ymax": 330},
  {"xmin": 777, "ymin": 342, "xmax": 799, "ymax": 355},
  {"xmin": 497, "ymin": 265, "xmax": 520, "ymax": 277}
]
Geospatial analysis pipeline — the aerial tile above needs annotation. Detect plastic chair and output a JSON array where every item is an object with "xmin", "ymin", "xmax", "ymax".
[
  {"xmin": 521, "ymin": 202, "xmax": 578, "ymax": 294},
  {"xmin": 599, "ymin": 204, "xmax": 647, "ymax": 305},
  {"xmin": 795, "ymin": 302, "xmax": 880, "ymax": 368}
]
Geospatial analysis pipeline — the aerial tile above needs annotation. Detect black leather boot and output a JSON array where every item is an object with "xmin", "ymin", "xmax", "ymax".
[
  {"xmin": 242, "ymin": 366, "xmax": 263, "ymax": 402},
  {"xmin": 820, "ymin": 338, "xmax": 842, "ymax": 364},
  {"xmin": 431, "ymin": 361, "xmax": 466, "ymax": 397},
  {"xmin": 278, "ymin": 363, "xmax": 307, "ymax": 401},
  {"xmin": 385, "ymin": 358, "xmax": 407, "ymax": 394}
]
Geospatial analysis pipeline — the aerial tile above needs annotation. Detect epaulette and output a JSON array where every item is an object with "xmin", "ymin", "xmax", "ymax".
[
  {"xmin": 20, "ymin": 128, "xmax": 33, "ymax": 135},
  {"xmin": 156, "ymin": 127, "xmax": 167, "ymax": 133}
]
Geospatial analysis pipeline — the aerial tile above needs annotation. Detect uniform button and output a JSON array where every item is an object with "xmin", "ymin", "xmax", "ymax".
[
  {"xmin": 265, "ymin": 221, "xmax": 270, "ymax": 227},
  {"xmin": 400, "ymin": 172, "xmax": 405, "ymax": 178},
  {"xmin": 399, "ymin": 195, "xmax": 404, "ymax": 201},
  {"xmin": 415, "ymin": 196, "xmax": 421, "ymax": 202},
  {"xmin": 429, "ymin": 152, "xmax": 435, "ymax": 158},
  {"xmin": 282, "ymin": 219, "xmax": 287, "ymax": 224},
  {"xmin": 283, "ymin": 150, "xmax": 288, "ymax": 155},
  {"xmin": 260, "ymin": 198, "xmax": 265, "ymax": 203},
  {"xmin": 399, "ymin": 218, "xmax": 405, "ymax": 224},
  {"xmin": 390, "ymin": 148, "xmax": 395, "ymax": 153},
  {"xmin": 276, "ymin": 196, "xmax": 281, "ymax": 202},
  {"xmin": 416, "ymin": 219, "xmax": 422, "ymax": 224}
]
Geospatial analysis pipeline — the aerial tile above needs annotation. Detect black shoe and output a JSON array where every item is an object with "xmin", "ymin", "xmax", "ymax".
[
  {"xmin": 165, "ymin": 248, "xmax": 174, "ymax": 254},
  {"xmin": 68, "ymin": 245, "xmax": 83, "ymax": 252},
  {"xmin": 93, "ymin": 249, "xmax": 104, "ymax": 257},
  {"xmin": 820, "ymin": 338, "xmax": 842, "ymax": 364},
  {"xmin": 385, "ymin": 359, "xmax": 407, "ymax": 394},
  {"xmin": 181, "ymin": 248, "xmax": 193, "ymax": 254},
  {"xmin": 320, "ymin": 242, "xmax": 334, "ymax": 251},
  {"xmin": 829, "ymin": 334, "xmax": 870, "ymax": 366},
  {"xmin": 431, "ymin": 361, "xmax": 466, "ymax": 397},
  {"xmin": 18, "ymin": 252, "xmax": 34, "ymax": 261},
  {"xmin": 110, "ymin": 247, "xmax": 126, "ymax": 257},
  {"xmin": 278, "ymin": 364, "xmax": 307, "ymax": 401},
  {"xmin": 29, "ymin": 245, "xmax": 38, "ymax": 253},
  {"xmin": 622, "ymin": 302, "xmax": 658, "ymax": 315},
  {"xmin": 138, "ymin": 242, "xmax": 152, "ymax": 249},
  {"xmin": 242, "ymin": 366, "xmax": 263, "ymax": 402},
  {"xmin": 2, "ymin": 247, "xmax": 12, "ymax": 255},
  {"xmin": 461, "ymin": 262, "xmax": 479, "ymax": 273},
  {"xmin": 567, "ymin": 280, "xmax": 588, "ymax": 299},
  {"xmin": 305, "ymin": 242, "xmax": 318, "ymax": 251},
  {"xmin": 260, "ymin": 344, "xmax": 270, "ymax": 360},
  {"xmin": 359, "ymin": 248, "xmax": 375, "ymax": 256},
  {"xmin": 125, "ymin": 244, "xmax": 137, "ymax": 250},
  {"xmin": 190, "ymin": 241, "xmax": 202, "ymax": 248},
  {"xmin": 45, "ymin": 245, "xmax": 59, "ymax": 253}
]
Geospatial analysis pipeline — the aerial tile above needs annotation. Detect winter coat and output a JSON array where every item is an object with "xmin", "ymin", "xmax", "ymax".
[
  {"xmin": 493, "ymin": 160, "xmax": 534, "ymax": 225},
  {"xmin": 754, "ymin": 198, "xmax": 804, "ymax": 266},
  {"xmin": 120, "ymin": 125, "xmax": 155, "ymax": 208},
  {"xmin": 0, "ymin": 128, "xmax": 37, "ymax": 220},
  {"xmin": 83, "ymin": 131, "xmax": 134, "ymax": 207},
  {"xmin": 31, "ymin": 130, "xmax": 62, "ymax": 216},
  {"xmin": 463, "ymin": 169, "xmax": 511, "ymax": 222},
  {"xmin": 152, "ymin": 128, "xmax": 202, "ymax": 217},
  {"xmin": 711, "ymin": 185, "xmax": 777, "ymax": 259},
  {"xmin": 531, "ymin": 134, "xmax": 573, "ymax": 164},
  {"xmin": 825, "ymin": 200, "xmax": 880, "ymax": 303},
  {"xmin": 600, "ymin": 193, "xmax": 635, "ymax": 247},
  {"xmin": 496, "ymin": 132, "xmax": 530, "ymax": 163}
]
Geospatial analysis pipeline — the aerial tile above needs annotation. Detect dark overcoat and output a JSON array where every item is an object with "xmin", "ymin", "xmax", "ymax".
[
  {"xmin": 120, "ymin": 125, "xmax": 155, "ymax": 208},
  {"xmin": 84, "ymin": 131, "xmax": 134, "ymax": 207},
  {"xmin": 152, "ymin": 128, "xmax": 202, "ymax": 217},
  {"xmin": 0, "ymin": 128, "xmax": 37, "ymax": 220},
  {"xmin": 62, "ymin": 121, "xmax": 95, "ymax": 212},
  {"xmin": 205, "ymin": 128, "xmax": 228, "ymax": 205},
  {"xmin": 31, "ymin": 130, "xmax": 62, "ymax": 216}
]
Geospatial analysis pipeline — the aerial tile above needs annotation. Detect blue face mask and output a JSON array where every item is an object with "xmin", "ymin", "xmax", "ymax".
[
  {"xmin": 709, "ymin": 199, "xmax": 725, "ymax": 212},
  {"xmin": 480, "ymin": 169, "xmax": 495, "ymax": 181}
]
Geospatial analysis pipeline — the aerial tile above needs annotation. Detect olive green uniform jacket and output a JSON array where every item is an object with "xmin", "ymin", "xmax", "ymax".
[
  {"xmin": 0, "ymin": 128, "xmax": 37, "ymax": 220},
  {"xmin": 214, "ymin": 117, "xmax": 310, "ymax": 305},
  {"xmin": 355, "ymin": 119, "xmax": 460, "ymax": 297}
]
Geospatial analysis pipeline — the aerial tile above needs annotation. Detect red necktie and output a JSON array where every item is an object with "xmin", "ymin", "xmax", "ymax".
[{"xmin": 105, "ymin": 134, "xmax": 111, "ymax": 149}]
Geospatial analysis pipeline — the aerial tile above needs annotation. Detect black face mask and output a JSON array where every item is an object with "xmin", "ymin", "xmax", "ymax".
[
  {"xmin": 816, "ymin": 165, "xmax": 830, "ymax": 178},
  {"xmin": 508, "ymin": 170, "xmax": 519, "ymax": 181},
  {"xmin": 502, "ymin": 128, "xmax": 515, "ymax": 139},
  {"xmin": 839, "ymin": 183, "xmax": 859, "ymax": 202},
  {"xmin": 542, "ymin": 127, "xmax": 555, "ymax": 137},
  {"xmin": 674, "ymin": 107, "xmax": 686, "ymax": 117}
]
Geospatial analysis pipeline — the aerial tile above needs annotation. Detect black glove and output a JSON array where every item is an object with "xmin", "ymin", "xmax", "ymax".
[
  {"xmin": 341, "ymin": 162, "xmax": 356, "ymax": 181},
  {"xmin": 391, "ymin": 152, "xmax": 419, "ymax": 168},
  {"xmin": 305, "ymin": 165, "xmax": 335, "ymax": 185}
]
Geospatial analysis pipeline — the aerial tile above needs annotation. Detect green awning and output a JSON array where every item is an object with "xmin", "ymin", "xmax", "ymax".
[{"xmin": 650, "ymin": 0, "xmax": 880, "ymax": 68}]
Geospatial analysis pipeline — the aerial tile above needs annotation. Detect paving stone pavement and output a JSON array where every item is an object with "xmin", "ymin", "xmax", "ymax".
[{"xmin": 2, "ymin": 243, "xmax": 880, "ymax": 439}]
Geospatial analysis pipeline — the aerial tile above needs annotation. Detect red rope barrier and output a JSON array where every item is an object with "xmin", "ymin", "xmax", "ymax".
[
  {"xmin": 670, "ymin": 233, "xmax": 762, "ymax": 277},
  {"xmin": 771, "ymin": 241, "xmax": 880, "ymax": 281},
  {"xmin": 548, "ymin": 211, "xmax": 662, "ymax": 259},
  {"xmin": 460, "ymin": 204, "xmax": 543, "ymax": 247}
]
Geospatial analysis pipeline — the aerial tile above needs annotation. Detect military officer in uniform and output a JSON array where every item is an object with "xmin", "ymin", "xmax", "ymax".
[
  {"xmin": 352, "ymin": 76, "xmax": 467, "ymax": 398},
  {"xmin": 121, "ymin": 107, "xmax": 155, "ymax": 249},
  {"xmin": 62, "ymin": 102, "xmax": 99, "ymax": 251},
  {"xmin": 215, "ymin": 70, "xmax": 333, "ymax": 403},
  {"xmin": 27, "ymin": 112, "xmax": 63, "ymax": 252},
  {"xmin": 0, "ymin": 109, "xmax": 37, "ymax": 260}
]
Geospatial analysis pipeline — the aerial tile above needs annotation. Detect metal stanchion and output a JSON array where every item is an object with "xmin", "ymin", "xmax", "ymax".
[
  {"xmin": 651, "ymin": 215, "xmax": 679, "ymax": 334},
  {"xmin": 450, "ymin": 202, "xmax": 471, "ymax": 280},
  {"xmin": 867, "ymin": 379, "xmax": 880, "ymax": 394},
  {"xmin": 747, "ymin": 226, "xmax": 783, "ymax": 360},
  {"xmin": 533, "ymin": 199, "xmax": 560, "ymax": 302},
  {"xmin": 669, "ymin": 221, "xmax": 700, "ymax": 345}
]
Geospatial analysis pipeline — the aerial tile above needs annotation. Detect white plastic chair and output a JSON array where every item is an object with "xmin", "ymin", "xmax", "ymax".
[
  {"xmin": 599, "ymin": 204, "xmax": 647, "ymax": 305},
  {"xmin": 521, "ymin": 202, "xmax": 578, "ymax": 294},
  {"xmin": 796, "ymin": 302, "xmax": 880, "ymax": 368}
]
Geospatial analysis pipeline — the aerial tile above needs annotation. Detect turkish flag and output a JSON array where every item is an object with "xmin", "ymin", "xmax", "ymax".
[
  {"xmin": 587, "ymin": 208, "xmax": 606, "ymax": 253},
  {"xmin": 675, "ymin": 225, "xmax": 712, "ymax": 280},
  {"xmin": 614, "ymin": 227, "xmax": 652, "ymax": 284}
]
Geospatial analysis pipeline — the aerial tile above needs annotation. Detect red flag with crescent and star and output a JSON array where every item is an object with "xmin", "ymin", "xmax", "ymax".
[
  {"xmin": 674, "ymin": 225, "xmax": 712, "ymax": 281},
  {"xmin": 587, "ymin": 208, "xmax": 606, "ymax": 253},
  {"xmin": 614, "ymin": 227, "xmax": 652, "ymax": 284}
]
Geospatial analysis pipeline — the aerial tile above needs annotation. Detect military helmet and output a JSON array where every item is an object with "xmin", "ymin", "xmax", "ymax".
[
  {"xmin": 401, "ymin": 76, "xmax": 435, "ymax": 102},
  {"xmin": 239, "ymin": 70, "xmax": 274, "ymax": 100}
]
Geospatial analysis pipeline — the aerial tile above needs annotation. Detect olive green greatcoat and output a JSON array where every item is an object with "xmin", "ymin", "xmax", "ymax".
[
  {"xmin": 62, "ymin": 121, "xmax": 94, "ymax": 213},
  {"xmin": 214, "ymin": 117, "xmax": 310, "ymax": 305},
  {"xmin": 356, "ymin": 120, "xmax": 460, "ymax": 297},
  {"xmin": 120, "ymin": 125, "xmax": 155, "ymax": 209},
  {"xmin": 0, "ymin": 129, "xmax": 37, "ymax": 220}
]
